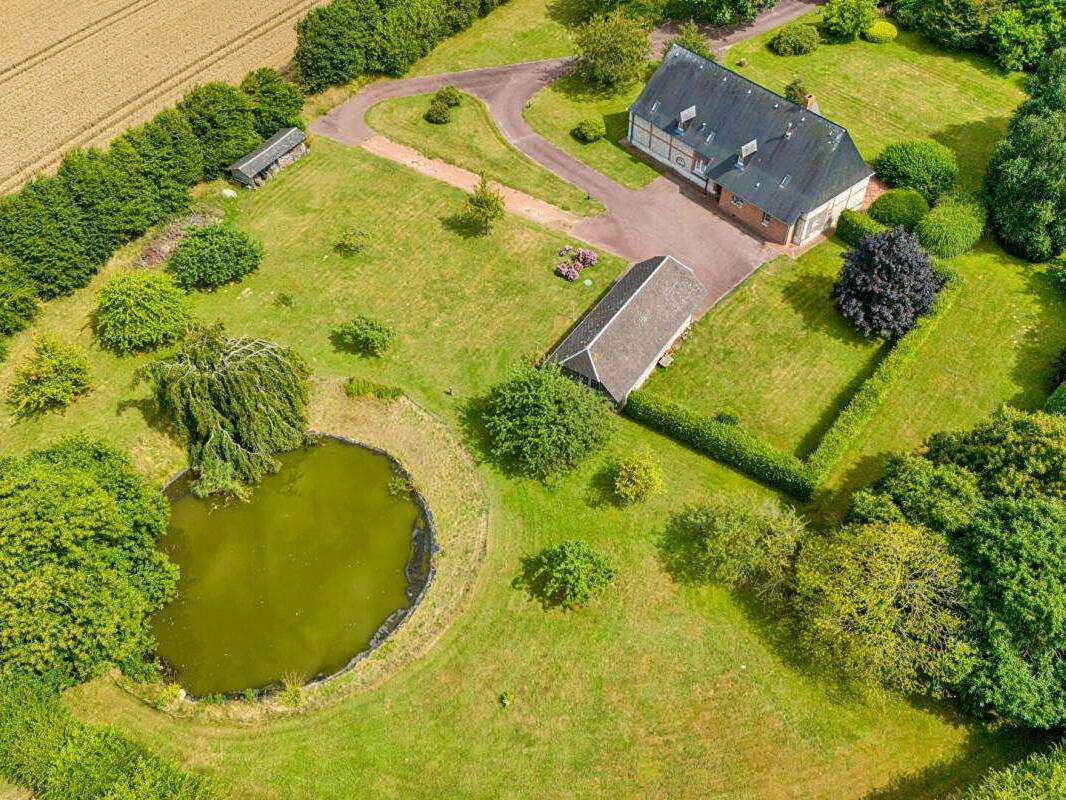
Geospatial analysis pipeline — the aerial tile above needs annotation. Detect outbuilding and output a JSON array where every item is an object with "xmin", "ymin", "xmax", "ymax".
[
  {"xmin": 547, "ymin": 255, "xmax": 706, "ymax": 405},
  {"xmin": 628, "ymin": 46, "xmax": 873, "ymax": 245},
  {"xmin": 227, "ymin": 127, "xmax": 307, "ymax": 188}
]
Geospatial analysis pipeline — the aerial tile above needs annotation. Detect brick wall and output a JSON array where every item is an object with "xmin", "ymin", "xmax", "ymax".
[{"xmin": 717, "ymin": 187, "xmax": 790, "ymax": 243}]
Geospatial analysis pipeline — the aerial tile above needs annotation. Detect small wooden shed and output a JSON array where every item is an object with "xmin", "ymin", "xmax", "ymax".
[{"xmin": 227, "ymin": 127, "xmax": 307, "ymax": 188}]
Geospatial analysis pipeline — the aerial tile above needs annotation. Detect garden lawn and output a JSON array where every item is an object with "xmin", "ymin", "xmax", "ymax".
[
  {"xmin": 726, "ymin": 15, "xmax": 1027, "ymax": 191},
  {"xmin": 410, "ymin": 0, "xmax": 580, "ymax": 76},
  {"xmin": 820, "ymin": 240, "xmax": 1066, "ymax": 516},
  {"xmin": 642, "ymin": 241, "xmax": 885, "ymax": 458},
  {"xmin": 523, "ymin": 72, "xmax": 661, "ymax": 189},
  {"xmin": 366, "ymin": 92, "xmax": 602, "ymax": 216},
  {"xmin": 0, "ymin": 137, "xmax": 1040, "ymax": 798}
]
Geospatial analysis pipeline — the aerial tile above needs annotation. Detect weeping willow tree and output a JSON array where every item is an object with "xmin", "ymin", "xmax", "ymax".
[{"xmin": 138, "ymin": 323, "xmax": 312, "ymax": 497}]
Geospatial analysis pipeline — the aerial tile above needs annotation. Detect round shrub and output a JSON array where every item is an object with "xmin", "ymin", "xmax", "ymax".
[
  {"xmin": 331, "ymin": 314, "xmax": 396, "ymax": 357},
  {"xmin": 527, "ymin": 539, "xmax": 615, "ymax": 609},
  {"xmin": 571, "ymin": 117, "xmax": 606, "ymax": 143},
  {"xmin": 483, "ymin": 361, "xmax": 613, "ymax": 480},
  {"xmin": 874, "ymin": 140, "xmax": 959, "ymax": 202},
  {"xmin": 424, "ymin": 98, "xmax": 451, "ymax": 124},
  {"xmin": 835, "ymin": 208, "xmax": 887, "ymax": 246},
  {"xmin": 915, "ymin": 194, "xmax": 987, "ymax": 258},
  {"xmin": 8, "ymin": 335, "xmax": 91, "ymax": 415},
  {"xmin": 868, "ymin": 188, "xmax": 930, "ymax": 229},
  {"xmin": 612, "ymin": 450, "xmax": 664, "ymax": 504},
  {"xmin": 0, "ymin": 270, "xmax": 38, "ymax": 337},
  {"xmin": 94, "ymin": 271, "xmax": 191, "ymax": 354},
  {"xmin": 167, "ymin": 224, "xmax": 263, "ymax": 290},
  {"xmin": 434, "ymin": 85, "xmax": 462, "ymax": 107},
  {"xmin": 862, "ymin": 18, "xmax": 898, "ymax": 42},
  {"xmin": 769, "ymin": 24, "xmax": 820, "ymax": 55}
]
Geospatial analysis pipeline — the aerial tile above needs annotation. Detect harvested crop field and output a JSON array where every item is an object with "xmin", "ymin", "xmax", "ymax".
[{"xmin": 0, "ymin": 0, "xmax": 315, "ymax": 192}]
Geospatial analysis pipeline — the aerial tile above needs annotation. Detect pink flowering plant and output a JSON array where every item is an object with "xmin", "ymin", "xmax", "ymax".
[{"xmin": 555, "ymin": 245, "xmax": 599, "ymax": 282}]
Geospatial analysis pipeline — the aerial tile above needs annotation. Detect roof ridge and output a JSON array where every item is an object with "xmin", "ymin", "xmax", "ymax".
[{"xmin": 663, "ymin": 44, "xmax": 853, "ymax": 137}]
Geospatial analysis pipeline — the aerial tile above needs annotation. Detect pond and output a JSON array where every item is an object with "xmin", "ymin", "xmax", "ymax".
[{"xmin": 152, "ymin": 438, "xmax": 432, "ymax": 697}]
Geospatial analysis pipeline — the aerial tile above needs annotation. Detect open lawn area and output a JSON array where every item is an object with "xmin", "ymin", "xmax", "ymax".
[
  {"xmin": 523, "ymin": 73, "xmax": 661, "ymax": 189},
  {"xmin": 410, "ymin": 0, "xmax": 580, "ymax": 76},
  {"xmin": 643, "ymin": 242, "xmax": 885, "ymax": 458},
  {"xmin": 726, "ymin": 16, "xmax": 1027, "ymax": 190},
  {"xmin": 0, "ymin": 138, "xmax": 1042, "ymax": 798},
  {"xmin": 366, "ymin": 92, "xmax": 602, "ymax": 215}
]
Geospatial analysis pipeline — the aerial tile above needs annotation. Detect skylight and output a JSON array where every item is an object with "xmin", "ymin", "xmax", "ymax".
[{"xmin": 780, "ymin": 174, "xmax": 792, "ymax": 187}]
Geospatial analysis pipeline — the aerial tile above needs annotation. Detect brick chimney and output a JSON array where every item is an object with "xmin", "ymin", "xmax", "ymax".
[{"xmin": 804, "ymin": 94, "xmax": 816, "ymax": 110}]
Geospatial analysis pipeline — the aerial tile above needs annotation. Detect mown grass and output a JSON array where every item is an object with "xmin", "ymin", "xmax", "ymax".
[
  {"xmin": 0, "ymin": 138, "xmax": 1030, "ymax": 798},
  {"xmin": 643, "ymin": 242, "xmax": 885, "ymax": 458},
  {"xmin": 410, "ymin": 0, "xmax": 582, "ymax": 76},
  {"xmin": 523, "ymin": 72, "xmax": 661, "ymax": 188},
  {"xmin": 725, "ymin": 15, "xmax": 1027, "ymax": 190},
  {"xmin": 366, "ymin": 91, "xmax": 602, "ymax": 215}
]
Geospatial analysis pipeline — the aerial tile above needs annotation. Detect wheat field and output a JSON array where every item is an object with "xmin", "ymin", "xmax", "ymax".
[{"xmin": 0, "ymin": 0, "xmax": 319, "ymax": 193}]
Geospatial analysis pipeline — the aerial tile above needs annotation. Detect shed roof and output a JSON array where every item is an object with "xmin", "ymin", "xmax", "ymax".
[
  {"xmin": 630, "ymin": 46, "xmax": 872, "ymax": 223},
  {"xmin": 228, "ymin": 127, "xmax": 306, "ymax": 180},
  {"xmin": 549, "ymin": 256, "xmax": 706, "ymax": 403}
]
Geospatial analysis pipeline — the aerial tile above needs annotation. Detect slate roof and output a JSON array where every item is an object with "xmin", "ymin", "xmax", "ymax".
[
  {"xmin": 549, "ymin": 256, "xmax": 706, "ymax": 404},
  {"xmin": 630, "ymin": 46, "xmax": 872, "ymax": 224},
  {"xmin": 228, "ymin": 127, "xmax": 306, "ymax": 182}
]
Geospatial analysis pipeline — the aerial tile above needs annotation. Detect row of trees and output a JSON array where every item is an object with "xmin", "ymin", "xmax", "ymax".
[
  {"xmin": 0, "ymin": 68, "xmax": 301, "ymax": 348},
  {"xmin": 293, "ymin": 0, "xmax": 511, "ymax": 92}
]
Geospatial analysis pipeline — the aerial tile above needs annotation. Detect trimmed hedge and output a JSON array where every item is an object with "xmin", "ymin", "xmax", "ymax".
[
  {"xmin": 916, "ymin": 193, "xmax": 987, "ymax": 258},
  {"xmin": 868, "ymin": 187, "xmax": 929, "ymax": 229},
  {"xmin": 624, "ymin": 390, "xmax": 813, "ymax": 499},
  {"xmin": 572, "ymin": 117, "xmax": 606, "ymax": 143},
  {"xmin": 0, "ymin": 675, "xmax": 210, "ymax": 799},
  {"xmin": 874, "ymin": 139, "xmax": 959, "ymax": 203},
  {"xmin": 836, "ymin": 208, "xmax": 887, "ymax": 246},
  {"xmin": 863, "ymin": 18, "xmax": 898, "ymax": 42},
  {"xmin": 1046, "ymin": 380, "xmax": 1066, "ymax": 414},
  {"xmin": 770, "ymin": 24, "xmax": 821, "ymax": 55},
  {"xmin": 805, "ymin": 270, "xmax": 960, "ymax": 485},
  {"xmin": 345, "ymin": 376, "xmax": 403, "ymax": 400},
  {"xmin": 962, "ymin": 743, "xmax": 1066, "ymax": 799}
]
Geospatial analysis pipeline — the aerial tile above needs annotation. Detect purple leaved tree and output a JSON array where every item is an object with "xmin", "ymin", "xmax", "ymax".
[{"xmin": 832, "ymin": 226, "xmax": 944, "ymax": 339}]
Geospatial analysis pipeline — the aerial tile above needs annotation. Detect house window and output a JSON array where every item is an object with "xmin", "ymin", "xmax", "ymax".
[
  {"xmin": 761, "ymin": 211, "xmax": 771, "ymax": 227},
  {"xmin": 731, "ymin": 195, "xmax": 744, "ymax": 208}
]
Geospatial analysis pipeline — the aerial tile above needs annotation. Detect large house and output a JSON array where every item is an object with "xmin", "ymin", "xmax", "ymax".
[
  {"xmin": 547, "ymin": 255, "xmax": 706, "ymax": 405},
  {"xmin": 629, "ymin": 46, "xmax": 873, "ymax": 245}
]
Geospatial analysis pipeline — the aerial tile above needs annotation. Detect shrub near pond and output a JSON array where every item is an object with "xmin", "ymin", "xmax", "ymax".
[
  {"xmin": 168, "ymin": 224, "xmax": 263, "ymax": 290},
  {"xmin": 868, "ymin": 188, "xmax": 930, "ymax": 230},
  {"xmin": 526, "ymin": 539, "xmax": 615, "ymax": 609},
  {"xmin": 483, "ymin": 362, "xmax": 613, "ymax": 480},
  {"xmin": 8, "ymin": 335, "xmax": 91, "ymax": 414},
  {"xmin": 94, "ymin": 271, "xmax": 191, "ymax": 354}
]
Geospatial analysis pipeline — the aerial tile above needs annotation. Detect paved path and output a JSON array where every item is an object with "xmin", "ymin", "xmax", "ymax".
[{"xmin": 312, "ymin": 0, "xmax": 820, "ymax": 313}]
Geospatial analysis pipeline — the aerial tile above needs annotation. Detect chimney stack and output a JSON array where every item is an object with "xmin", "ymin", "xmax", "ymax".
[{"xmin": 804, "ymin": 94, "xmax": 818, "ymax": 111}]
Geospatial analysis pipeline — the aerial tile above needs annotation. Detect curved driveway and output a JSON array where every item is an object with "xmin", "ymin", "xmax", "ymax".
[{"xmin": 311, "ymin": 0, "xmax": 819, "ymax": 313}]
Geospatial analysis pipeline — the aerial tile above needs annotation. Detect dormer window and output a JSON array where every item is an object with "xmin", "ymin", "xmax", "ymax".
[
  {"xmin": 705, "ymin": 131, "xmax": 716, "ymax": 143},
  {"xmin": 651, "ymin": 100, "xmax": 661, "ymax": 112},
  {"xmin": 780, "ymin": 174, "xmax": 792, "ymax": 188}
]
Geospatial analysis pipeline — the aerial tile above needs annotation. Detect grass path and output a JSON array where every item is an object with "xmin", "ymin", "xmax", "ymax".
[{"xmin": 366, "ymin": 91, "xmax": 602, "ymax": 216}]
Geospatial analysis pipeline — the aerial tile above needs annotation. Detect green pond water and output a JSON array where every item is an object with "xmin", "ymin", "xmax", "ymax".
[{"xmin": 152, "ymin": 439, "xmax": 427, "ymax": 696}]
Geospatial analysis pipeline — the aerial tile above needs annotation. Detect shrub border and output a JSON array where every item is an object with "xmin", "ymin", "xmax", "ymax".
[{"xmin": 625, "ymin": 269, "xmax": 961, "ymax": 500}]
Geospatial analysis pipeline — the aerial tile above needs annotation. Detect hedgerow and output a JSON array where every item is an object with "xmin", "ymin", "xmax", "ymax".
[
  {"xmin": 0, "ymin": 675, "xmax": 210, "ymax": 799},
  {"xmin": 623, "ymin": 390, "xmax": 813, "ymax": 499},
  {"xmin": 1047, "ymin": 380, "xmax": 1066, "ymax": 413},
  {"xmin": 805, "ymin": 271, "xmax": 960, "ymax": 484}
]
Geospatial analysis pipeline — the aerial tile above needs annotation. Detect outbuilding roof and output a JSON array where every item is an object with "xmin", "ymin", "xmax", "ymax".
[
  {"xmin": 548, "ymin": 255, "xmax": 706, "ymax": 404},
  {"xmin": 630, "ymin": 46, "xmax": 872, "ymax": 224},
  {"xmin": 228, "ymin": 127, "xmax": 306, "ymax": 181}
]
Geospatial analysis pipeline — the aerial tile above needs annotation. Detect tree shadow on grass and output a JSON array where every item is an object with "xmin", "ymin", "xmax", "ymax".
[
  {"xmin": 440, "ymin": 213, "xmax": 490, "ymax": 239},
  {"xmin": 861, "ymin": 723, "xmax": 1052, "ymax": 800},
  {"xmin": 511, "ymin": 551, "xmax": 560, "ymax": 610},
  {"xmin": 779, "ymin": 270, "xmax": 857, "ymax": 342},
  {"xmin": 1008, "ymin": 262, "xmax": 1066, "ymax": 410},
  {"xmin": 115, "ymin": 395, "xmax": 177, "ymax": 439},
  {"xmin": 929, "ymin": 117, "xmax": 1015, "ymax": 190},
  {"xmin": 546, "ymin": 0, "xmax": 588, "ymax": 27}
]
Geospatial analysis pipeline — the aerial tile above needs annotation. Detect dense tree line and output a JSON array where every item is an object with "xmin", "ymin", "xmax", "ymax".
[
  {"xmin": 294, "ymin": 0, "xmax": 513, "ymax": 92},
  {"xmin": 893, "ymin": 0, "xmax": 1066, "ymax": 71},
  {"xmin": 0, "ymin": 68, "xmax": 300, "ymax": 335}
]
